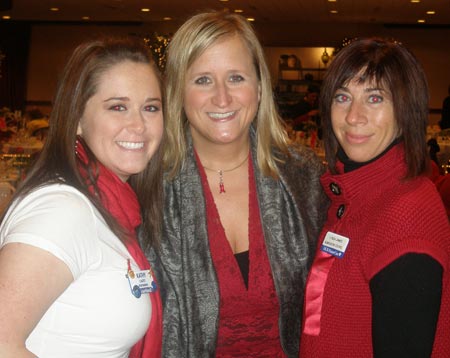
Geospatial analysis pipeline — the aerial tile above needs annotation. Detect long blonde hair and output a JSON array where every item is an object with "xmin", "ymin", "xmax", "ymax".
[{"xmin": 164, "ymin": 10, "xmax": 289, "ymax": 179}]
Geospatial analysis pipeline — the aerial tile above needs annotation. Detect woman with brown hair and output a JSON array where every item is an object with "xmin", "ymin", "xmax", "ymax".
[
  {"xmin": 300, "ymin": 38, "xmax": 450, "ymax": 358},
  {"xmin": 0, "ymin": 37, "xmax": 164, "ymax": 358}
]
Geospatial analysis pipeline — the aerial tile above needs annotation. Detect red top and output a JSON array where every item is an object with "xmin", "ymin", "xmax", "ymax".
[
  {"xmin": 198, "ymin": 154, "xmax": 285, "ymax": 358},
  {"xmin": 300, "ymin": 144, "xmax": 450, "ymax": 357}
]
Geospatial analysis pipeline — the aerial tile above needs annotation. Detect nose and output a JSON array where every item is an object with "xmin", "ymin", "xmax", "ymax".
[
  {"xmin": 345, "ymin": 100, "xmax": 367, "ymax": 126},
  {"xmin": 128, "ymin": 110, "xmax": 145, "ymax": 134},
  {"xmin": 211, "ymin": 82, "xmax": 232, "ymax": 108}
]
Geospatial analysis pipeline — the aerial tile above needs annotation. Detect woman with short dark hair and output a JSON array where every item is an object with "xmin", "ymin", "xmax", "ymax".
[{"xmin": 300, "ymin": 38, "xmax": 450, "ymax": 357}]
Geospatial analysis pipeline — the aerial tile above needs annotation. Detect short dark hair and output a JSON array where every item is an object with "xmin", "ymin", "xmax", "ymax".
[{"xmin": 320, "ymin": 37, "xmax": 429, "ymax": 178}]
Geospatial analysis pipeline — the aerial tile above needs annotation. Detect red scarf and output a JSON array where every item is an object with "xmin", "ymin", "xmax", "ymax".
[{"xmin": 76, "ymin": 140, "xmax": 162, "ymax": 358}]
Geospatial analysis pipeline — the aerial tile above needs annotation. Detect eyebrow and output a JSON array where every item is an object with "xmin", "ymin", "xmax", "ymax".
[
  {"xmin": 364, "ymin": 87, "xmax": 384, "ymax": 92},
  {"xmin": 337, "ymin": 86, "xmax": 384, "ymax": 93},
  {"xmin": 103, "ymin": 96, "xmax": 129, "ymax": 102},
  {"xmin": 103, "ymin": 96, "xmax": 162, "ymax": 102}
]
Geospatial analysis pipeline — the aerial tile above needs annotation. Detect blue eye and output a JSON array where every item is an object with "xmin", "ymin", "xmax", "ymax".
[
  {"xmin": 194, "ymin": 76, "xmax": 211, "ymax": 85},
  {"xmin": 145, "ymin": 104, "xmax": 161, "ymax": 112},
  {"xmin": 230, "ymin": 74, "xmax": 244, "ymax": 83}
]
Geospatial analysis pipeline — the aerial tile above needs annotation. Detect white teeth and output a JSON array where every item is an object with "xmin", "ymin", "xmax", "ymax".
[
  {"xmin": 208, "ymin": 111, "xmax": 235, "ymax": 119},
  {"xmin": 117, "ymin": 141, "xmax": 144, "ymax": 149}
]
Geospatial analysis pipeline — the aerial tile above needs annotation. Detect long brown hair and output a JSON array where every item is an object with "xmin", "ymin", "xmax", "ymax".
[
  {"xmin": 320, "ymin": 38, "xmax": 429, "ymax": 178},
  {"xmin": 3, "ymin": 37, "xmax": 164, "ymax": 248}
]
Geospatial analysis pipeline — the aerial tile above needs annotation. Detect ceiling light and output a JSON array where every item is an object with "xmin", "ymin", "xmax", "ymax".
[
  {"xmin": 328, "ymin": 0, "xmax": 337, "ymax": 2},
  {"xmin": 163, "ymin": 17, "xmax": 172, "ymax": 21},
  {"xmin": 426, "ymin": 11, "xmax": 436, "ymax": 15},
  {"xmin": 247, "ymin": 17, "xmax": 255, "ymax": 22},
  {"xmin": 49, "ymin": 7, "xmax": 59, "ymax": 12},
  {"xmin": 330, "ymin": 10, "xmax": 338, "ymax": 14},
  {"xmin": 219, "ymin": 0, "xmax": 229, "ymax": 2},
  {"xmin": 410, "ymin": 0, "xmax": 420, "ymax": 3},
  {"xmin": 141, "ymin": 8, "xmax": 150, "ymax": 12},
  {"xmin": 82, "ymin": 16, "xmax": 90, "ymax": 20},
  {"xmin": 2, "ymin": 15, "xmax": 11, "ymax": 19},
  {"xmin": 417, "ymin": 19, "xmax": 426, "ymax": 23},
  {"xmin": 234, "ymin": 9, "xmax": 244, "ymax": 13}
]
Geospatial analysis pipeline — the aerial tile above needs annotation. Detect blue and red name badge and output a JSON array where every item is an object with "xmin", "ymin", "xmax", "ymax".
[
  {"xmin": 320, "ymin": 231, "xmax": 350, "ymax": 259},
  {"xmin": 126, "ymin": 259, "xmax": 158, "ymax": 298}
]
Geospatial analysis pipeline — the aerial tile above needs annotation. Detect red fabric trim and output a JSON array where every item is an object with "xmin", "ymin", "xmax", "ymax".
[
  {"xmin": 76, "ymin": 139, "xmax": 162, "ymax": 358},
  {"xmin": 302, "ymin": 249, "xmax": 335, "ymax": 335}
]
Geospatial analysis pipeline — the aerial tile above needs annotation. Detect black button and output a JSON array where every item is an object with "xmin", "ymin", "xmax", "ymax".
[
  {"xmin": 330, "ymin": 182, "xmax": 341, "ymax": 195},
  {"xmin": 337, "ymin": 204, "xmax": 345, "ymax": 218}
]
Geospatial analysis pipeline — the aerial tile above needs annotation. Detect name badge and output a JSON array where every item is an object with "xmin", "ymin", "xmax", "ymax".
[
  {"xmin": 320, "ymin": 231, "xmax": 350, "ymax": 259},
  {"xmin": 126, "ymin": 260, "xmax": 157, "ymax": 298}
]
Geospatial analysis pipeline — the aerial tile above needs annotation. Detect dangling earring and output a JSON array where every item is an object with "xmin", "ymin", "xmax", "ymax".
[
  {"xmin": 75, "ymin": 135, "xmax": 82, "ymax": 157},
  {"xmin": 75, "ymin": 139, "xmax": 80, "ymax": 156}
]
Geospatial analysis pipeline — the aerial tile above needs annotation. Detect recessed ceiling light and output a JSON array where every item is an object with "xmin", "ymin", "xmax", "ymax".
[
  {"xmin": 49, "ymin": 7, "xmax": 59, "ymax": 12},
  {"xmin": 410, "ymin": 0, "xmax": 420, "ymax": 3},
  {"xmin": 234, "ymin": 9, "xmax": 244, "ymax": 13},
  {"xmin": 2, "ymin": 15, "xmax": 11, "ymax": 19},
  {"xmin": 417, "ymin": 19, "xmax": 426, "ymax": 23},
  {"xmin": 246, "ymin": 17, "xmax": 255, "ymax": 22},
  {"xmin": 82, "ymin": 16, "xmax": 90, "ymax": 20},
  {"xmin": 163, "ymin": 17, "xmax": 172, "ymax": 21},
  {"xmin": 426, "ymin": 10, "xmax": 436, "ymax": 15},
  {"xmin": 141, "ymin": 8, "xmax": 150, "ymax": 12},
  {"xmin": 219, "ymin": 0, "xmax": 229, "ymax": 2},
  {"xmin": 330, "ymin": 10, "xmax": 338, "ymax": 14},
  {"xmin": 328, "ymin": 0, "xmax": 337, "ymax": 2}
]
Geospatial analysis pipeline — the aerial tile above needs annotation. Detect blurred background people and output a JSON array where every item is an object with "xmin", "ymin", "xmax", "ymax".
[
  {"xmin": 300, "ymin": 38, "xmax": 450, "ymax": 357},
  {"xmin": 439, "ymin": 84, "xmax": 450, "ymax": 130},
  {"xmin": 290, "ymin": 84, "xmax": 320, "ymax": 132},
  {"xmin": 147, "ymin": 10, "xmax": 328, "ymax": 358},
  {"xmin": 0, "ymin": 37, "xmax": 164, "ymax": 358},
  {"xmin": 429, "ymin": 160, "xmax": 450, "ymax": 218},
  {"xmin": 427, "ymin": 137, "xmax": 441, "ymax": 169}
]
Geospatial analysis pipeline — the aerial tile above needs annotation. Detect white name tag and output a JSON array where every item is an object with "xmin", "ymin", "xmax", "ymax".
[
  {"xmin": 126, "ymin": 269, "xmax": 157, "ymax": 298},
  {"xmin": 320, "ymin": 231, "xmax": 350, "ymax": 259}
]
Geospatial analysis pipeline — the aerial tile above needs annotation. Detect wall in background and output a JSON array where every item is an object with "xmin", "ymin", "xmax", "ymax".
[{"xmin": 25, "ymin": 21, "xmax": 450, "ymax": 123}]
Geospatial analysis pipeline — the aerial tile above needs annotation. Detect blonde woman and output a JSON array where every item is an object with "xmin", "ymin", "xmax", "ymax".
[{"xmin": 147, "ymin": 10, "xmax": 328, "ymax": 357}]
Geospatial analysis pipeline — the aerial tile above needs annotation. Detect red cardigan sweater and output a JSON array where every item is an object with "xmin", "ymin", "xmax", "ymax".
[{"xmin": 300, "ymin": 144, "xmax": 450, "ymax": 357}]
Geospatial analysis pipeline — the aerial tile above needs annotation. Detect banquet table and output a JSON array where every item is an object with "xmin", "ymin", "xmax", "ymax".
[{"xmin": 2, "ymin": 141, "xmax": 43, "ymax": 154}]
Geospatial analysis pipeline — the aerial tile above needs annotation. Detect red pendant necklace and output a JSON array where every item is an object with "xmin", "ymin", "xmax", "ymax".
[{"xmin": 203, "ymin": 153, "xmax": 249, "ymax": 194}]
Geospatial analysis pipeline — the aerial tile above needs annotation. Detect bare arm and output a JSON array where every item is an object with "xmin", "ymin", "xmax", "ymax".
[{"xmin": 0, "ymin": 243, "xmax": 73, "ymax": 358}]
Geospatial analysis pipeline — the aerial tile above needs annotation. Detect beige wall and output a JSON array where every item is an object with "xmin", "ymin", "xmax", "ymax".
[{"xmin": 26, "ymin": 21, "xmax": 450, "ymax": 123}]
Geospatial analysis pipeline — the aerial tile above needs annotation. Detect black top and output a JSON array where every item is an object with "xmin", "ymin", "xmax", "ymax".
[
  {"xmin": 235, "ymin": 250, "xmax": 249, "ymax": 289},
  {"xmin": 370, "ymin": 254, "xmax": 442, "ymax": 357}
]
